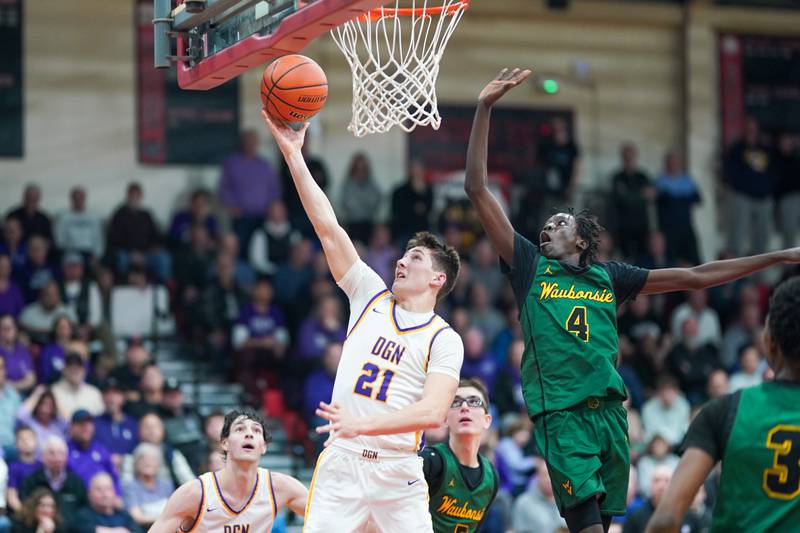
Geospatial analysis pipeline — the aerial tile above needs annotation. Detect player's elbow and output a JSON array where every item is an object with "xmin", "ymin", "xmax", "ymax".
[{"xmin": 464, "ymin": 180, "xmax": 486, "ymax": 198}]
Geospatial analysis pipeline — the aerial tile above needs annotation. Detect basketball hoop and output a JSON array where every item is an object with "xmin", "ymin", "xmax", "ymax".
[{"xmin": 332, "ymin": 0, "xmax": 469, "ymax": 137}]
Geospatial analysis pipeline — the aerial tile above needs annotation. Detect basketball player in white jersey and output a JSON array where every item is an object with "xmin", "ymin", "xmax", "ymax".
[
  {"xmin": 148, "ymin": 408, "xmax": 307, "ymax": 533},
  {"xmin": 262, "ymin": 111, "xmax": 464, "ymax": 533}
]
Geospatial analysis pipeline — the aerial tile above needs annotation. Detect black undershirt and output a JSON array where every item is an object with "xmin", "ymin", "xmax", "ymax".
[{"xmin": 420, "ymin": 445, "xmax": 499, "ymax": 500}]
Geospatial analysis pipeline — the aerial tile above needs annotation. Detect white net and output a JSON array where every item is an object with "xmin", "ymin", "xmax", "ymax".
[{"xmin": 332, "ymin": 0, "xmax": 468, "ymax": 137}]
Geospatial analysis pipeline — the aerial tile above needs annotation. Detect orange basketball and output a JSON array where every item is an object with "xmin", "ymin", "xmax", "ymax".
[{"xmin": 260, "ymin": 54, "xmax": 328, "ymax": 124}]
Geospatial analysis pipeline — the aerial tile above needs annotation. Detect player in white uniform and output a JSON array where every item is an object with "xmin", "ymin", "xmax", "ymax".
[
  {"xmin": 148, "ymin": 408, "xmax": 307, "ymax": 533},
  {"xmin": 262, "ymin": 111, "xmax": 464, "ymax": 533}
]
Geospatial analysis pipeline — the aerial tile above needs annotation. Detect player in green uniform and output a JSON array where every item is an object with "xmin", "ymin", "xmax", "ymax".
[
  {"xmin": 421, "ymin": 378, "xmax": 499, "ymax": 533},
  {"xmin": 464, "ymin": 67, "xmax": 800, "ymax": 533},
  {"xmin": 646, "ymin": 276, "xmax": 800, "ymax": 533}
]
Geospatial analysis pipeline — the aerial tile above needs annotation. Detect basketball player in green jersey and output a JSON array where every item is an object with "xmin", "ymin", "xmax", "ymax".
[
  {"xmin": 464, "ymin": 68, "xmax": 800, "ymax": 533},
  {"xmin": 646, "ymin": 276, "xmax": 800, "ymax": 533},
  {"xmin": 421, "ymin": 378, "xmax": 499, "ymax": 533}
]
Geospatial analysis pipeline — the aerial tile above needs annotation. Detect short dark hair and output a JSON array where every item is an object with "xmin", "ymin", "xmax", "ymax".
[
  {"xmin": 768, "ymin": 277, "xmax": 800, "ymax": 368},
  {"xmin": 458, "ymin": 378, "xmax": 490, "ymax": 411},
  {"xmin": 405, "ymin": 231, "xmax": 460, "ymax": 300},
  {"xmin": 571, "ymin": 208, "xmax": 604, "ymax": 267},
  {"xmin": 220, "ymin": 407, "xmax": 271, "ymax": 460}
]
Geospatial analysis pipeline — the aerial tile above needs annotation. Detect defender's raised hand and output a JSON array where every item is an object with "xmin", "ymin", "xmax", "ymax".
[
  {"xmin": 261, "ymin": 109, "xmax": 309, "ymax": 157},
  {"xmin": 478, "ymin": 68, "xmax": 532, "ymax": 107}
]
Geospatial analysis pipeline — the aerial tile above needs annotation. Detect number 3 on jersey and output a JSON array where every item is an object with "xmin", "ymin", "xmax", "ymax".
[
  {"xmin": 354, "ymin": 362, "xmax": 395, "ymax": 402},
  {"xmin": 566, "ymin": 306, "xmax": 589, "ymax": 342},
  {"xmin": 763, "ymin": 425, "xmax": 800, "ymax": 500}
]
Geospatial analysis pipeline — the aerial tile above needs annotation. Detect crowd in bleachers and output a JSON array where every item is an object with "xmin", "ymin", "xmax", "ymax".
[{"xmin": 0, "ymin": 116, "xmax": 798, "ymax": 533}]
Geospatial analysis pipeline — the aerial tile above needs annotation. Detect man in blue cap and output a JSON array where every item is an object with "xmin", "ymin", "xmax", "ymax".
[
  {"xmin": 93, "ymin": 377, "xmax": 139, "ymax": 469},
  {"xmin": 67, "ymin": 408, "xmax": 121, "ymax": 500}
]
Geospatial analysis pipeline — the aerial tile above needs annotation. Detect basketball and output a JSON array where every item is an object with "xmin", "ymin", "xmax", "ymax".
[{"xmin": 260, "ymin": 54, "xmax": 328, "ymax": 124}]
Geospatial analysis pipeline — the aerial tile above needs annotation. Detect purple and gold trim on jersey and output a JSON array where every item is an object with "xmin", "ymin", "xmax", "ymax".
[
  {"xmin": 266, "ymin": 470, "xmax": 277, "ymax": 518},
  {"xmin": 389, "ymin": 300, "xmax": 438, "ymax": 335},
  {"xmin": 180, "ymin": 478, "xmax": 206, "ymax": 533},
  {"xmin": 346, "ymin": 289, "xmax": 391, "ymax": 338},
  {"xmin": 303, "ymin": 449, "xmax": 328, "ymax": 532},
  {"xmin": 213, "ymin": 470, "xmax": 260, "ymax": 516},
  {"xmin": 424, "ymin": 326, "xmax": 453, "ymax": 372}
]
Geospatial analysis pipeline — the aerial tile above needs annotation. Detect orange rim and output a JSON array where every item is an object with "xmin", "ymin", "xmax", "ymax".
[{"xmin": 361, "ymin": 1, "xmax": 468, "ymax": 21}]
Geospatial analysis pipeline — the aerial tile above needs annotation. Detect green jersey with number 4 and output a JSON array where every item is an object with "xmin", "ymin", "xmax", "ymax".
[
  {"xmin": 520, "ymin": 255, "xmax": 626, "ymax": 418},
  {"xmin": 712, "ymin": 382, "xmax": 800, "ymax": 532}
]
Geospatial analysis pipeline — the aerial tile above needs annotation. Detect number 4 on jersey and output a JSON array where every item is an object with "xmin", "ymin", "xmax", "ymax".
[{"xmin": 566, "ymin": 306, "xmax": 590, "ymax": 342}]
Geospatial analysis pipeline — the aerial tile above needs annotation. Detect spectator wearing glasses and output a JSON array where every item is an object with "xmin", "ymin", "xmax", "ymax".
[{"xmin": 420, "ymin": 378, "xmax": 500, "ymax": 533}]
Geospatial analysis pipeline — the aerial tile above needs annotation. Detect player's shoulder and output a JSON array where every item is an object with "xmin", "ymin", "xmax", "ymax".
[
  {"xmin": 429, "ymin": 322, "xmax": 463, "ymax": 347},
  {"xmin": 167, "ymin": 475, "xmax": 205, "ymax": 511}
]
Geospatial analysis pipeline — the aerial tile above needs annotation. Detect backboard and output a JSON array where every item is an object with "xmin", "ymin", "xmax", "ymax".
[{"xmin": 154, "ymin": 0, "xmax": 392, "ymax": 90}]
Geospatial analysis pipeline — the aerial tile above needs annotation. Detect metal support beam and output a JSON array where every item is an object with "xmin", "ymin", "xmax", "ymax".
[{"xmin": 153, "ymin": 0, "xmax": 173, "ymax": 69}]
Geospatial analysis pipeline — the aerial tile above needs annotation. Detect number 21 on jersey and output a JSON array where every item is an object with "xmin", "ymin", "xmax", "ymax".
[
  {"xmin": 354, "ymin": 363, "xmax": 395, "ymax": 402},
  {"xmin": 566, "ymin": 306, "xmax": 589, "ymax": 342}
]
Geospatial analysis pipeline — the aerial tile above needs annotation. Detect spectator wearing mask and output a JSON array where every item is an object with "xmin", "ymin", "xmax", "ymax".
[
  {"xmin": 54, "ymin": 186, "xmax": 104, "ymax": 261},
  {"xmin": 121, "ymin": 413, "xmax": 193, "ymax": 489},
  {"xmin": 641, "ymin": 375, "xmax": 690, "ymax": 447},
  {"xmin": 167, "ymin": 188, "xmax": 218, "ymax": 249},
  {"xmin": 390, "ymin": 159, "xmax": 432, "ymax": 245},
  {"xmin": 0, "ymin": 255, "xmax": 24, "ymax": 318},
  {"xmin": 67, "ymin": 410, "xmax": 120, "ymax": 496},
  {"xmin": 219, "ymin": 130, "xmax": 282, "ymax": 253},
  {"xmin": 7, "ymin": 426, "xmax": 40, "ymax": 514},
  {"xmin": 11, "ymin": 488, "xmax": 64, "ymax": 533},
  {"xmin": 51, "ymin": 351, "xmax": 103, "ymax": 420},
  {"xmin": 729, "ymin": 345, "xmax": 765, "ymax": 392},
  {"xmin": 18, "ymin": 283, "xmax": 75, "ymax": 346},
  {"xmin": 339, "ymin": 152, "xmax": 382, "ymax": 244},
  {"xmin": 21, "ymin": 436, "xmax": 87, "ymax": 526},
  {"xmin": 511, "ymin": 458, "xmax": 567, "ymax": 533},
  {"xmin": 6, "ymin": 185, "xmax": 52, "ymax": 243},
  {"xmin": 17, "ymin": 388, "xmax": 68, "ymax": 454},
  {"xmin": 248, "ymin": 201, "xmax": 300, "ymax": 276},
  {"xmin": 0, "ymin": 356, "xmax": 22, "ymax": 450},
  {"xmin": 72, "ymin": 473, "xmax": 140, "ymax": 533},
  {"xmin": 106, "ymin": 182, "xmax": 170, "ymax": 282},
  {"xmin": 654, "ymin": 150, "xmax": 702, "ymax": 265},
  {"xmin": 0, "ymin": 314, "xmax": 35, "ymax": 393},
  {"xmin": 121, "ymin": 443, "xmax": 173, "ymax": 529},
  {"xmin": 92, "ymin": 378, "xmax": 138, "ymax": 466}
]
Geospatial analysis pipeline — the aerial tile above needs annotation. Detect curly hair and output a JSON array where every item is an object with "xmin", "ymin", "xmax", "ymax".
[
  {"xmin": 570, "ymin": 208, "xmax": 604, "ymax": 267},
  {"xmin": 220, "ymin": 407, "xmax": 271, "ymax": 460},
  {"xmin": 405, "ymin": 231, "xmax": 461, "ymax": 300},
  {"xmin": 767, "ymin": 276, "xmax": 800, "ymax": 370}
]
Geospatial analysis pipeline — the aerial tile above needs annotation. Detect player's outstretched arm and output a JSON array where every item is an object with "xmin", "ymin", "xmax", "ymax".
[
  {"xmin": 641, "ymin": 247, "xmax": 800, "ymax": 295},
  {"xmin": 271, "ymin": 472, "xmax": 308, "ymax": 517},
  {"xmin": 261, "ymin": 111, "xmax": 358, "ymax": 281},
  {"xmin": 316, "ymin": 373, "xmax": 458, "ymax": 444},
  {"xmin": 464, "ymin": 68, "xmax": 531, "ymax": 265},
  {"xmin": 147, "ymin": 478, "xmax": 202, "ymax": 533},
  {"xmin": 645, "ymin": 449, "xmax": 715, "ymax": 533}
]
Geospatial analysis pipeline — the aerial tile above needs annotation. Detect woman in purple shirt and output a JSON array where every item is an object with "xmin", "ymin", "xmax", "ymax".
[
  {"xmin": 37, "ymin": 316, "xmax": 75, "ymax": 385},
  {"xmin": 0, "ymin": 254, "xmax": 25, "ymax": 318},
  {"xmin": 16, "ymin": 386, "xmax": 69, "ymax": 457},
  {"xmin": 0, "ymin": 314, "xmax": 35, "ymax": 393}
]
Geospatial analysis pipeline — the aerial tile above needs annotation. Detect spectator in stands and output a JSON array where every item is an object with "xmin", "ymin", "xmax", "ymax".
[
  {"xmin": 57, "ymin": 254, "xmax": 101, "ymax": 340},
  {"xmin": 248, "ymin": 200, "xmax": 299, "ymax": 276},
  {"xmin": 51, "ymin": 351, "xmax": 102, "ymax": 420},
  {"xmin": 159, "ymin": 379, "xmax": 204, "ymax": 472},
  {"xmin": 655, "ymin": 150, "xmax": 702, "ymax": 265},
  {"xmin": 364, "ymin": 225, "xmax": 398, "ymax": 286},
  {"xmin": 638, "ymin": 231, "xmax": 674, "ymax": 271},
  {"xmin": 538, "ymin": 115, "xmax": 582, "ymax": 209},
  {"xmin": 665, "ymin": 317, "xmax": 720, "ymax": 405},
  {"xmin": 67, "ymin": 410, "xmax": 120, "ymax": 496},
  {"xmin": 167, "ymin": 188, "xmax": 218, "ymax": 249},
  {"xmin": 495, "ymin": 415, "xmax": 536, "ymax": 497},
  {"xmin": 460, "ymin": 328, "xmax": 498, "ymax": 394},
  {"xmin": 625, "ymin": 397, "xmax": 646, "ymax": 461},
  {"xmin": 469, "ymin": 282, "xmax": 505, "ymax": 344},
  {"xmin": 37, "ymin": 316, "xmax": 74, "ymax": 385},
  {"xmin": 776, "ymin": 131, "xmax": 800, "ymax": 250},
  {"xmin": 106, "ymin": 182, "xmax": 170, "ymax": 282},
  {"xmin": 12, "ymin": 487, "xmax": 63, "ymax": 533},
  {"xmin": 470, "ymin": 238, "xmax": 504, "ymax": 302},
  {"xmin": 19, "ymin": 283, "xmax": 75, "ymax": 345},
  {"xmin": 197, "ymin": 253, "xmax": 248, "ymax": 357},
  {"xmin": 273, "ymin": 238, "xmax": 313, "ymax": 328},
  {"xmin": 641, "ymin": 375, "xmax": 690, "ymax": 447},
  {"xmin": 670, "ymin": 289, "xmax": 721, "ymax": 347},
  {"xmin": 0, "ymin": 255, "xmax": 24, "ymax": 318},
  {"xmin": 19, "ymin": 237, "xmax": 56, "ymax": 305},
  {"xmin": 294, "ymin": 295, "xmax": 345, "ymax": 363},
  {"xmin": 623, "ymin": 465, "xmax": 703, "ymax": 533},
  {"xmin": 173, "ymin": 225, "xmax": 215, "ymax": 318},
  {"xmin": 219, "ymin": 129, "xmax": 282, "ymax": 253},
  {"xmin": 17, "ymin": 388, "xmax": 68, "ymax": 454},
  {"xmin": 729, "ymin": 345, "xmax": 764, "ymax": 392},
  {"xmin": 54, "ymin": 186, "xmax": 104, "ymax": 261},
  {"xmin": 610, "ymin": 142, "xmax": 654, "ymax": 259},
  {"xmin": 0, "ymin": 356, "xmax": 22, "ymax": 451},
  {"xmin": 122, "ymin": 413, "xmax": 193, "ymax": 489},
  {"xmin": 109, "ymin": 265, "xmax": 171, "ymax": 341},
  {"xmin": 494, "ymin": 339, "xmax": 524, "ymax": 416},
  {"xmin": 719, "ymin": 303, "xmax": 762, "ymax": 371},
  {"xmin": 7, "ymin": 185, "xmax": 52, "ymax": 243},
  {"xmin": 72, "ymin": 473, "xmax": 140, "ymax": 533},
  {"xmin": 110, "ymin": 344, "xmax": 150, "ymax": 402},
  {"xmin": 511, "ymin": 458, "xmax": 567, "ymax": 533},
  {"xmin": 303, "ymin": 342, "xmax": 341, "ymax": 426},
  {"xmin": 724, "ymin": 117, "xmax": 778, "ymax": 256},
  {"xmin": 121, "ymin": 443, "xmax": 173, "ymax": 529},
  {"xmin": 339, "ymin": 152, "xmax": 382, "ymax": 244},
  {"xmin": 200, "ymin": 412, "xmax": 224, "ymax": 458},
  {"xmin": 390, "ymin": 159, "xmax": 432, "ymax": 245},
  {"xmin": 124, "ymin": 365, "xmax": 165, "ymax": 419},
  {"xmin": 217, "ymin": 233, "xmax": 255, "ymax": 289},
  {"xmin": 705, "ymin": 369, "xmax": 730, "ymax": 402},
  {"xmin": 21, "ymin": 436, "xmax": 87, "ymax": 526},
  {"xmin": 0, "ymin": 219, "xmax": 26, "ymax": 277},
  {"xmin": 93, "ymin": 378, "xmax": 138, "ymax": 467},
  {"xmin": 0, "ymin": 314, "xmax": 35, "ymax": 393},
  {"xmin": 7, "ymin": 426, "xmax": 40, "ymax": 514},
  {"xmin": 637, "ymin": 435, "xmax": 679, "ymax": 499}
]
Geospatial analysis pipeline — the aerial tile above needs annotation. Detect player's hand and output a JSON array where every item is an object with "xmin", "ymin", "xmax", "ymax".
[
  {"xmin": 478, "ymin": 68, "xmax": 532, "ymax": 107},
  {"xmin": 261, "ymin": 109, "xmax": 308, "ymax": 157},
  {"xmin": 315, "ymin": 401, "xmax": 362, "ymax": 446}
]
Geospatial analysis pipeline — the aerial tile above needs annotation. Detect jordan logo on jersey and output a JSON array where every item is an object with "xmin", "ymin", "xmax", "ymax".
[
  {"xmin": 545, "ymin": 265, "xmax": 553, "ymax": 275},
  {"xmin": 224, "ymin": 525, "xmax": 250, "ymax": 533}
]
